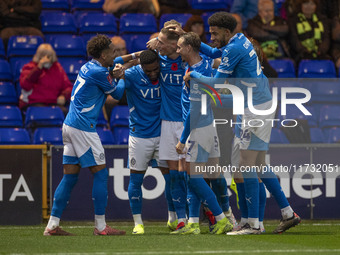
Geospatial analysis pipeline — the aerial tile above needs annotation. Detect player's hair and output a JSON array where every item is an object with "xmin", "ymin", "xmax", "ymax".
[
  {"xmin": 160, "ymin": 27, "xmax": 180, "ymax": 41},
  {"xmin": 87, "ymin": 34, "xmax": 112, "ymax": 59},
  {"xmin": 180, "ymin": 32, "xmax": 201, "ymax": 52},
  {"xmin": 140, "ymin": 50, "xmax": 159, "ymax": 65},
  {"xmin": 163, "ymin": 19, "xmax": 181, "ymax": 28},
  {"xmin": 208, "ymin": 12, "xmax": 237, "ymax": 33}
]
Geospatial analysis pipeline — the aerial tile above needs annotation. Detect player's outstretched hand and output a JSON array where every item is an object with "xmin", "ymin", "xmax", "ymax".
[
  {"xmin": 176, "ymin": 141, "xmax": 185, "ymax": 154},
  {"xmin": 147, "ymin": 38, "xmax": 158, "ymax": 50},
  {"xmin": 164, "ymin": 24, "xmax": 185, "ymax": 36},
  {"xmin": 183, "ymin": 71, "xmax": 192, "ymax": 82}
]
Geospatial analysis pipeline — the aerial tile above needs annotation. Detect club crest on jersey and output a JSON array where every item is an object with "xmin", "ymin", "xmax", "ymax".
[
  {"xmin": 171, "ymin": 63, "xmax": 178, "ymax": 71},
  {"xmin": 131, "ymin": 157, "xmax": 136, "ymax": 166},
  {"xmin": 107, "ymin": 74, "xmax": 113, "ymax": 85}
]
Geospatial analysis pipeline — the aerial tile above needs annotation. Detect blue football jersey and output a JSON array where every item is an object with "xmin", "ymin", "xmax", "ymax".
[
  {"xmin": 125, "ymin": 65, "xmax": 161, "ymax": 138},
  {"xmin": 64, "ymin": 59, "xmax": 121, "ymax": 132},
  {"xmin": 159, "ymin": 54, "xmax": 186, "ymax": 121},
  {"xmin": 199, "ymin": 33, "xmax": 272, "ymax": 107}
]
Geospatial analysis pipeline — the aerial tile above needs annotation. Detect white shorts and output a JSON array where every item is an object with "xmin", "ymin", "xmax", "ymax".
[
  {"xmin": 62, "ymin": 124, "xmax": 105, "ymax": 168},
  {"xmin": 129, "ymin": 136, "xmax": 167, "ymax": 171},
  {"xmin": 237, "ymin": 101, "xmax": 275, "ymax": 151},
  {"xmin": 159, "ymin": 120, "xmax": 184, "ymax": 161},
  {"xmin": 186, "ymin": 123, "xmax": 220, "ymax": 163}
]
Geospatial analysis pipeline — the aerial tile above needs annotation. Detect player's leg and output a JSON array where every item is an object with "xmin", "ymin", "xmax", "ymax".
[
  {"xmin": 256, "ymin": 151, "xmax": 301, "ymax": 233},
  {"xmin": 44, "ymin": 164, "xmax": 80, "ymax": 236},
  {"xmin": 258, "ymin": 179, "xmax": 266, "ymax": 233}
]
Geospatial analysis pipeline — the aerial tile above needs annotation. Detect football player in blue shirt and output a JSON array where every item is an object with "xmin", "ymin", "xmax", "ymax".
[
  {"xmin": 185, "ymin": 12, "xmax": 300, "ymax": 235},
  {"xmin": 123, "ymin": 49, "xmax": 167, "ymax": 234},
  {"xmin": 149, "ymin": 26, "xmax": 188, "ymax": 231},
  {"xmin": 172, "ymin": 32, "xmax": 234, "ymax": 235},
  {"xmin": 44, "ymin": 35, "xmax": 126, "ymax": 236}
]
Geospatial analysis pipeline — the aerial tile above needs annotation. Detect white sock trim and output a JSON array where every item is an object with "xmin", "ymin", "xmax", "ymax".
[
  {"xmin": 281, "ymin": 206, "xmax": 294, "ymax": 220},
  {"xmin": 47, "ymin": 216, "xmax": 60, "ymax": 230},
  {"xmin": 95, "ymin": 214, "xmax": 106, "ymax": 232},
  {"xmin": 215, "ymin": 213, "xmax": 225, "ymax": 222},
  {"xmin": 133, "ymin": 214, "xmax": 143, "ymax": 226}
]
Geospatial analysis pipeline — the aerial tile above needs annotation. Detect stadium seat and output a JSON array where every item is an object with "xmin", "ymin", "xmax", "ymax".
[
  {"xmin": 0, "ymin": 82, "xmax": 18, "ymax": 104},
  {"xmin": 327, "ymin": 127, "xmax": 340, "ymax": 143},
  {"xmin": 270, "ymin": 128, "xmax": 289, "ymax": 143},
  {"xmin": 7, "ymin": 36, "xmax": 43, "ymax": 58},
  {"xmin": 40, "ymin": 12, "xmax": 77, "ymax": 34},
  {"xmin": 79, "ymin": 13, "xmax": 117, "ymax": 35},
  {"xmin": 190, "ymin": 0, "xmax": 229, "ymax": 10},
  {"xmin": 120, "ymin": 13, "xmax": 157, "ymax": 34},
  {"xmin": 12, "ymin": 58, "xmax": 31, "ymax": 82},
  {"xmin": 33, "ymin": 127, "xmax": 63, "ymax": 145},
  {"xmin": 0, "ymin": 38, "xmax": 5, "ymax": 59},
  {"xmin": 130, "ymin": 34, "xmax": 152, "ymax": 52},
  {"xmin": 298, "ymin": 60, "xmax": 336, "ymax": 78},
  {"xmin": 113, "ymin": 127, "xmax": 129, "ymax": 145},
  {"xmin": 319, "ymin": 105, "xmax": 340, "ymax": 128},
  {"xmin": 97, "ymin": 110, "xmax": 108, "ymax": 127},
  {"xmin": 280, "ymin": 105, "xmax": 318, "ymax": 127},
  {"xmin": 121, "ymin": 34, "xmax": 135, "ymax": 53},
  {"xmin": 59, "ymin": 58, "xmax": 86, "ymax": 82},
  {"xmin": 25, "ymin": 106, "xmax": 64, "ymax": 128},
  {"xmin": 304, "ymin": 80, "xmax": 340, "ymax": 103},
  {"xmin": 41, "ymin": 0, "xmax": 69, "ymax": 10},
  {"xmin": 0, "ymin": 106, "xmax": 23, "ymax": 127},
  {"xmin": 97, "ymin": 127, "xmax": 115, "ymax": 145},
  {"xmin": 49, "ymin": 35, "xmax": 87, "ymax": 59},
  {"xmin": 159, "ymin": 13, "xmax": 193, "ymax": 29},
  {"xmin": 0, "ymin": 128, "xmax": 30, "ymax": 144},
  {"xmin": 70, "ymin": 0, "xmax": 105, "ymax": 11},
  {"xmin": 110, "ymin": 105, "xmax": 129, "ymax": 127},
  {"xmin": 268, "ymin": 59, "xmax": 296, "ymax": 78},
  {"xmin": 0, "ymin": 60, "xmax": 12, "ymax": 81},
  {"xmin": 310, "ymin": 127, "xmax": 324, "ymax": 143}
]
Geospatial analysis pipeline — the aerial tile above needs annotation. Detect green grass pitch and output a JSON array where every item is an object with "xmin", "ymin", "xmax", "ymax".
[{"xmin": 1, "ymin": 220, "xmax": 340, "ymax": 255}]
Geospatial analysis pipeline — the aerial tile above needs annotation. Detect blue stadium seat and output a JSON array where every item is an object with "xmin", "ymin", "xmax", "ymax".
[
  {"xmin": 0, "ymin": 82, "xmax": 18, "ymax": 104},
  {"xmin": 304, "ymin": 80, "xmax": 340, "ymax": 103},
  {"xmin": 298, "ymin": 60, "xmax": 336, "ymax": 78},
  {"xmin": 110, "ymin": 105, "xmax": 129, "ymax": 127},
  {"xmin": 280, "ymin": 105, "xmax": 318, "ymax": 127},
  {"xmin": 70, "ymin": 0, "xmax": 104, "ymax": 11},
  {"xmin": 41, "ymin": 0, "xmax": 69, "ymax": 10},
  {"xmin": 327, "ymin": 127, "xmax": 340, "ymax": 143},
  {"xmin": 0, "ymin": 106, "xmax": 23, "ymax": 127},
  {"xmin": 25, "ymin": 106, "xmax": 64, "ymax": 128},
  {"xmin": 79, "ymin": 13, "xmax": 117, "ymax": 35},
  {"xmin": 0, "ymin": 38, "xmax": 5, "ymax": 59},
  {"xmin": 97, "ymin": 110, "xmax": 108, "ymax": 127},
  {"xmin": 120, "ymin": 13, "xmax": 157, "ymax": 34},
  {"xmin": 97, "ymin": 127, "xmax": 115, "ymax": 145},
  {"xmin": 0, "ymin": 60, "xmax": 12, "ymax": 81},
  {"xmin": 131, "ymin": 34, "xmax": 151, "ymax": 52},
  {"xmin": 268, "ymin": 59, "xmax": 296, "ymax": 78},
  {"xmin": 159, "ymin": 13, "xmax": 193, "ymax": 29},
  {"xmin": 40, "ymin": 12, "xmax": 77, "ymax": 34},
  {"xmin": 49, "ymin": 35, "xmax": 87, "ymax": 59},
  {"xmin": 190, "ymin": 0, "xmax": 229, "ymax": 10},
  {"xmin": 7, "ymin": 36, "xmax": 43, "ymax": 58},
  {"xmin": 121, "ymin": 34, "xmax": 135, "ymax": 53},
  {"xmin": 59, "ymin": 58, "xmax": 86, "ymax": 82},
  {"xmin": 0, "ymin": 128, "xmax": 30, "ymax": 144},
  {"xmin": 33, "ymin": 127, "xmax": 63, "ymax": 145},
  {"xmin": 113, "ymin": 127, "xmax": 129, "ymax": 145},
  {"xmin": 270, "ymin": 128, "xmax": 289, "ymax": 143},
  {"xmin": 310, "ymin": 127, "xmax": 324, "ymax": 143},
  {"xmin": 319, "ymin": 105, "xmax": 340, "ymax": 128},
  {"xmin": 12, "ymin": 58, "xmax": 31, "ymax": 82}
]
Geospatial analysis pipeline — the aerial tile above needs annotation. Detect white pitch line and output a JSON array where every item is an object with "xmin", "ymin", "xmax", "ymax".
[{"xmin": 8, "ymin": 249, "xmax": 340, "ymax": 255}]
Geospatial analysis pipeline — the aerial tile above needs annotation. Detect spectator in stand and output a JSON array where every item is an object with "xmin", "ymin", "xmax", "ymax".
[
  {"xmin": 231, "ymin": 13, "xmax": 244, "ymax": 34},
  {"xmin": 287, "ymin": 0, "xmax": 331, "ymax": 63},
  {"xmin": 247, "ymin": 0, "xmax": 290, "ymax": 59},
  {"xmin": 183, "ymin": 15, "xmax": 207, "ymax": 43},
  {"xmin": 111, "ymin": 36, "xmax": 128, "ymax": 55},
  {"xmin": 0, "ymin": 0, "xmax": 44, "ymax": 50},
  {"xmin": 103, "ymin": 0, "xmax": 159, "ymax": 17},
  {"xmin": 19, "ymin": 44, "xmax": 72, "ymax": 114},
  {"xmin": 230, "ymin": 0, "xmax": 259, "ymax": 30}
]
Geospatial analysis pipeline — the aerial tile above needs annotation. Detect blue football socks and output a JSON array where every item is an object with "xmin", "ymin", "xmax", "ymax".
[
  {"xmin": 128, "ymin": 173, "xmax": 144, "ymax": 215},
  {"xmin": 92, "ymin": 168, "xmax": 108, "ymax": 215}
]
